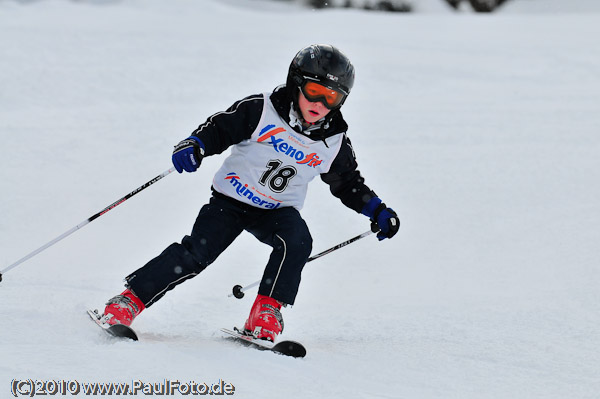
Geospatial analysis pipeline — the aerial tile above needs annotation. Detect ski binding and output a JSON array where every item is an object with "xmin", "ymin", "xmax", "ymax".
[{"xmin": 221, "ymin": 327, "xmax": 306, "ymax": 358}]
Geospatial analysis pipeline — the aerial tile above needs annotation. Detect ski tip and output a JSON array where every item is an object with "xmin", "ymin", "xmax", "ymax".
[
  {"xmin": 272, "ymin": 341, "xmax": 307, "ymax": 358},
  {"xmin": 108, "ymin": 324, "xmax": 139, "ymax": 341}
]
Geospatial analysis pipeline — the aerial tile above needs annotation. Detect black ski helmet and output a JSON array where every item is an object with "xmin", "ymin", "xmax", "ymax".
[{"xmin": 287, "ymin": 44, "xmax": 355, "ymax": 110}]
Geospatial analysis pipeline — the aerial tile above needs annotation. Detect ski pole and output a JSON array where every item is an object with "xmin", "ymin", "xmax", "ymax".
[
  {"xmin": 0, "ymin": 167, "xmax": 176, "ymax": 282},
  {"xmin": 229, "ymin": 229, "xmax": 375, "ymax": 299}
]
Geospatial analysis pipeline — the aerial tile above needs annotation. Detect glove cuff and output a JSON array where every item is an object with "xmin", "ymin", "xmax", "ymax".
[
  {"xmin": 361, "ymin": 197, "xmax": 382, "ymax": 219},
  {"xmin": 187, "ymin": 136, "xmax": 206, "ymax": 154}
]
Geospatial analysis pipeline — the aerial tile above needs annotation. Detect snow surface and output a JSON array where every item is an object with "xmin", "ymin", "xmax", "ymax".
[{"xmin": 1, "ymin": 0, "xmax": 599, "ymax": 398}]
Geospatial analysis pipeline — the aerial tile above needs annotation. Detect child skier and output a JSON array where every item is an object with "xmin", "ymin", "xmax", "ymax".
[{"xmin": 101, "ymin": 44, "xmax": 399, "ymax": 342}]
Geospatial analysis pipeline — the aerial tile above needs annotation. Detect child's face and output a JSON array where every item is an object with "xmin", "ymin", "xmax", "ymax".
[{"xmin": 298, "ymin": 91, "xmax": 332, "ymax": 124}]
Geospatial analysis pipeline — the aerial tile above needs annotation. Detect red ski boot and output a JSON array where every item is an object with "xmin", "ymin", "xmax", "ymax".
[
  {"xmin": 103, "ymin": 289, "xmax": 145, "ymax": 326},
  {"xmin": 243, "ymin": 294, "xmax": 284, "ymax": 342}
]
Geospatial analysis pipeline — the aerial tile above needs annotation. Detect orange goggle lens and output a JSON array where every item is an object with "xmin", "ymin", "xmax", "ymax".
[{"xmin": 301, "ymin": 81, "xmax": 345, "ymax": 109}]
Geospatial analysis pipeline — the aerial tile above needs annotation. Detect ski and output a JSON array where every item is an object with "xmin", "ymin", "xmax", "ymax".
[
  {"xmin": 87, "ymin": 309, "xmax": 138, "ymax": 341},
  {"xmin": 221, "ymin": 327, "xmax": 306, "ymax": 358}
]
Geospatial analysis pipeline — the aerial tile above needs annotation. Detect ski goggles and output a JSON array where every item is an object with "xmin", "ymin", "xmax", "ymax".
[{"xmin": 300, "ymin": 81, "xmax": 346, "ymax": 109}]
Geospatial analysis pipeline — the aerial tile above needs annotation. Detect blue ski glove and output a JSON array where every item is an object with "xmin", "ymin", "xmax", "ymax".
[
  {"xmin": 362, "ymin": 197, "xmax": 400, "ymax": 241},
  {"xmin": 172, "ymin": 136, "xmax": 205, "ymax": 173}
]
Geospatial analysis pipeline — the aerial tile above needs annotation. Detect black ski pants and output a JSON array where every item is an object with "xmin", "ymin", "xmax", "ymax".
[{"xmin": 125, "ymin": 193, "xmax": 312, "ymax": 307}]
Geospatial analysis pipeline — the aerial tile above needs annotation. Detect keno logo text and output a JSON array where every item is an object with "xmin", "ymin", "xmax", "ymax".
[{"xmin": 258, "ymin": 125, "xmax": 323, "ymax": 168}]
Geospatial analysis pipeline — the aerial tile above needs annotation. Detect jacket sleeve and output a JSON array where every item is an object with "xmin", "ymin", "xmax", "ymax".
[
  {"xmin": 321, "ymin": 134, "xmax": 377, "ymax": 213},
  {"xmin": 190, "ymin": 94, "xmax": 264, "ymax": 156}
]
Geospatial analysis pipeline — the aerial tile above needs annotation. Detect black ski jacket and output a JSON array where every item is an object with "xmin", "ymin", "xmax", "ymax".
[{"xmin": 189, "ymin": 85, "xmax": 377, "ymax": 214}]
